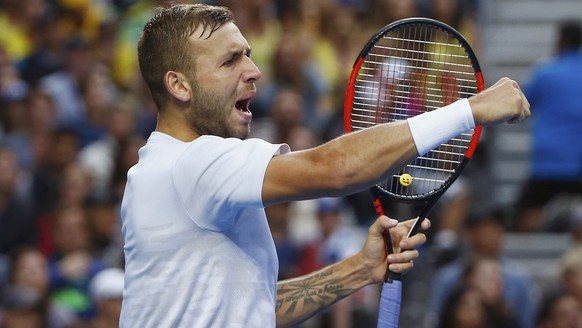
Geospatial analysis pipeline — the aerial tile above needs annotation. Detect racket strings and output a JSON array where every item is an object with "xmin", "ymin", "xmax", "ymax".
[{"xmin": 350, "ymin": 23, "xmax": 479, "ymax": 197}]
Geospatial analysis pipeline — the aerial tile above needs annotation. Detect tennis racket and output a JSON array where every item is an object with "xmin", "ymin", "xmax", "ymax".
[{"xmin": 343, "ymin": 18, "xmax": 484, "ymax": 327}]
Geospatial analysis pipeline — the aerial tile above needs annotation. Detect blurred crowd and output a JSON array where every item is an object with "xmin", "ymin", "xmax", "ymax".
[{"xmin": 0, "ymin": 0, "xmax": 581, "ymax": 327}]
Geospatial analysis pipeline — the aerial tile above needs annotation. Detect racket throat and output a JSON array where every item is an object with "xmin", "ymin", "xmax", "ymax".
[
  {"xmin": 405, "ymin": 217, "xmax": 421, "ymax": 239},
  {"xmin": 407, "ymin": 202, "xmax": 434, "ymax": 238}
]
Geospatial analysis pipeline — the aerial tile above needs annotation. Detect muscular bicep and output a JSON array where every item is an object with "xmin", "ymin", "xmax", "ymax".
[{"xmin": 262, "ymin": 147, "xmax": 344, "ymax": 206}]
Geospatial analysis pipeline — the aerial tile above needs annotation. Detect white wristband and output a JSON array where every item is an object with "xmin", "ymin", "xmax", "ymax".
[{"xmin": 407, "ymin": 98, "xmax": 475, "ymax": 156}]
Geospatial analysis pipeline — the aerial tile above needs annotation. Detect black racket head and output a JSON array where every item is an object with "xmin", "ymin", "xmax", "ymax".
[{"xmin": 344, "ymin": 17, "xmax": 484, "ymax": 202}]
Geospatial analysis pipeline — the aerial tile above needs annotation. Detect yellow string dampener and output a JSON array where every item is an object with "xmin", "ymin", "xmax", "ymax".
[{"xmin": 399, "ymin": 173, "xmax": 413, "ymax": 186}]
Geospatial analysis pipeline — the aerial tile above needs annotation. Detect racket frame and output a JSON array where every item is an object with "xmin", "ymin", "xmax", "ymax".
[{"xmin": 343, "ymin": 17, "xmax": 485, "ymax": 281}]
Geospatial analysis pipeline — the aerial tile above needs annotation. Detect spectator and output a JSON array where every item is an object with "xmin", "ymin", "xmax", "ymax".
[
  {"xmin": 22, "ymin": 86, "xmax": 59, "ymax": 171},
  {"xmin": 47, "ymin": 206, "xmax": 106, "ymax": 322},
  {"xmin": 110, "ymin": 0, "xmax": 168, "ymax": 89},
  {"xmin": 18, "ymin": 14, "xmax": 66, "ymax": 85},
  {"xmin": 437, "ymin": 278, "xmax": 519, "ymax": 328},
  {"xmin": 31, "ymin": 127, "xmax": 80, "ymax": 217},
  {"xmin": 36, "ymin": 161, "xmax": 93, "ymax": 257},
  {"xmin": 7, "ymin": 247, "xmax": 49, "ymax": 303},
  {"xmin": 536, "ymin": 290, "xmax": 582, "ymax": 328},
  {"xmin": 6, "ymin": 246, "xmax": 77, "ymax": 327},
  {"xmin": 0, "ymin": 146, "xmax": 37, "ymax": 256},
  {"xmin": 0, "ymin": 285, "xmax": 46, "ymax": 328},
  {"xmin": 559, "ymin": 246, "xmax": 582, "ymax": 305},
  {"xmin": 250, "ymin": 88, "xmax": 308, "ymax": 144},
  {"xmin": 38, "ymin": 35, "xmax": 91, "ymax": 127},
  {"xmin": 436, "ymin": 285, "xmax": 488, "ymax": 328},
  {"xmin": 109, "ymin": 134, "xmax": 145, "ymax": 201},
  {"xmin": 372, "ymin": 0, "xmax": 418, "ymax": 26},
  {"xmin": 254, "ymin": 32, "xmax": 331, "ymax": 130},
  {"xmin": 0, "ymin": 0, "xmax": 46, "ymax": 63},
  {"xmin": 515, "ymin": 20, "xmax": 582, "ymax": 232},
  {"xmin": 77, "ymin": 94, "xmax": 138, "ymax": 198},
  {"xmin": 71, "ymin": 63, "xmax": 119, "ymax": 149},
  {"xmin": 84, "ymin": 195, "xmax": 124, "ymax": 269},
  {"xmin": 460, "ymin": 256, "xmax": 522, "ymax": 328},
  {"xmin": 425, "ymin": 0, "xmax": 480, "ymax": 53},
  {"xmin": 426, "ymin": 210, "xmax": 538, "ymax": 328}
]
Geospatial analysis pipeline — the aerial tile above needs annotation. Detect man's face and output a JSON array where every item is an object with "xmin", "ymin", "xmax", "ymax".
[{"xmin": 185, "ymin": 22, "xmax": 261, "ymax": 139}]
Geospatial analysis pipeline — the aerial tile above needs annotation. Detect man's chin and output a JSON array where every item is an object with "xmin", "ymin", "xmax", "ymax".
[
  {"xmin": 230, "ymin": 126, "xmax": 250, "ymax": 140},
  {"xmin": 240, "ymin": 127, "xmax": 251, "ymax": 140}
]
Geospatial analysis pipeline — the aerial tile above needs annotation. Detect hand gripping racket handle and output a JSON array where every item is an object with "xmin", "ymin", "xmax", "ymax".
[
  {"xmin": 377, "ymin": 280, "xmax": 402, "ymax": 328},
  {"xmin": 379, "ymin": 229, "xmax": 402, "ymax": 328},
  {"xmin": 373, "ymin": 192, "xmax": 402, "ymax": 327}
]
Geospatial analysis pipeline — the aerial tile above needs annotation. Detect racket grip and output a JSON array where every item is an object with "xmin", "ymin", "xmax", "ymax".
[
  {"xmin": 377, "ymin": 280, "xmax": 402, "ymax": 328},
  {"xmin": 385, "ymin": 270, "xmax": 402, "ymax": 283}
]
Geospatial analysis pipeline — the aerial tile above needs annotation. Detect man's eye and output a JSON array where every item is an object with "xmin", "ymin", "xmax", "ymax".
[{"xmin": 224, "ymin": 55, "xmax": 241, "ymax": 66}]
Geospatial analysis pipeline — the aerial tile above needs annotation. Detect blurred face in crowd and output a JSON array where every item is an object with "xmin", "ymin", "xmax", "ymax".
[
  {"xmin": 431, "ymin": 0, "xmax": 460, "ymax": 22},
  {"xmin": 383, "ymin": 0, "xmax": 417, "ymax": 21},
  {"xmin": 11, "ymin": 249, "xmax": 49, "ymax": 295},
  {"xmin": 59, "ymin": 163, "xmax": 91, "ymax": 207},
  {"xmin": 0, "ymin": 148, "xmax": 19, "ymax": 195},
  {"xmin": 468, "ymin": 217, "xmax": 505, "ymax": 257},
  {"xmin": 53, "ymin": 206, "xmax": 89, "ymax": 253},
  {"xmin": 539, "ymin": 294, "xmax": 582, "ymax": 328},
  {"xmin": 467, "ymin": 258, "xmax": 503, "ymax": 305},
  {"xmin": 564, "ymin": 264, "xmax": 582, "ymax": 303},
  {"xmin": 50, "ymin": 131, "xmax": 78, "ymax": 171},
  {"xmin": 453, "ymin": 288, "xmax": 487, "ymax": 328}
]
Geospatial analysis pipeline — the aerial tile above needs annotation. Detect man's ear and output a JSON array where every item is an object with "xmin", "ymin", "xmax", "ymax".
[{"xmin": 164, "ymin": 71, "xmax": 192, "ymax": 102}]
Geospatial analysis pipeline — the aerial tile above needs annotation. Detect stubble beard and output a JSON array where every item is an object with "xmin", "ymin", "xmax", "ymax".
[{"xmin": 187, "ymin": 82, "xmax": 250, "ymax": 139}]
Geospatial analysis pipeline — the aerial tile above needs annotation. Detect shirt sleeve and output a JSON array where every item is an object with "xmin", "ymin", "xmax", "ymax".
[{"xmin": 172, "ymin": 136, "xmax": 290, "ymax": 231}]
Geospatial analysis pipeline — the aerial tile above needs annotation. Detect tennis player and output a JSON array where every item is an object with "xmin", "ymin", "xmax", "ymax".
[{"xmin": 119, "ymin": 4, "xmax": 529, "ymax": 327}]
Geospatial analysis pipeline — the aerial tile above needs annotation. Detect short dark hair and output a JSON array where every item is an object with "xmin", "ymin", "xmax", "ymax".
[
  {"xmin": 137, "ymin": 4, "xmax": 234, "ymax": 109},
  {"xmin": 558, "ymin": 20, "xmax": 582, "ymax": 51}
]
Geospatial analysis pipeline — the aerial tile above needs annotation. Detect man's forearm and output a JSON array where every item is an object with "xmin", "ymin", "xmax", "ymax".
[{"xmin": 275, "ymin": 254, "xmax": 371, "ymax": 327}]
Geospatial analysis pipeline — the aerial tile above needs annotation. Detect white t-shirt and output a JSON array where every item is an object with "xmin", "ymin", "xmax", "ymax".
[{"xmin": 119, "ymin": 132, "xmax": 289, "ymax": 327}]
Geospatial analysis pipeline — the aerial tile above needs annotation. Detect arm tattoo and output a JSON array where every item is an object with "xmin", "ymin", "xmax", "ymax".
[{"xmin": 276, "ymin": 267, "xmax": 358, "ymax": 324}]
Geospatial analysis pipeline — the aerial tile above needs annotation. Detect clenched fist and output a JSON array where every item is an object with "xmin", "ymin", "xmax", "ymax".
[{"xmin": 469, "ymin": 77, "xmax": 531, "ymax": 126}]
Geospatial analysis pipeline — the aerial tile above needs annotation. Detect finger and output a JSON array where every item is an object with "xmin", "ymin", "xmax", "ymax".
[
  {"xmin": 508, "ymin": 88, "xmax": 530, "ymax": 124},
  {"xmin": 388, "ymin": 260, "xmax": 414, "ymax": 273},
  {"xmin": 387, "ymin": 249, "xmax": 419, "ymax": 264},
  {"xmin": 369, "ymin": 216, "xmax": 398, "ymax": 236},
  {"xmin": 399, "ymin": 232, "xmax": 427, "ymax": 250},
  {"xmin": 420, "ymin": 218, "xmax": 431, "ymax": 230},
  {"xmin": 490, "ymin": 77, "xmax": 509, "ymax": 88},
  {"xmin": 521, "ymin": 91, "xmax": 531, "ymax": 118},
  {"xmin": 509, "ymin": 78, "xmax": 520, "ymax": 91},
  {"xmin": 388, "ymin": 262, "xmax": 413, "ymax": 273},
  {"xmin": 509, "ymin": 102, "xmax": 529, "ymax": 124}
]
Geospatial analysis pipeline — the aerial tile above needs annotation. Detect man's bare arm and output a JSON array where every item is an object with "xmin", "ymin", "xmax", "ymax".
[
  {"xmin": 262, "ymin": 78, "xmax": 530, "ymax": 206},
  {"xmin": 275, "ymin": 217, "xmax": 429, "ymax": 327},
  {"xmin": 275, "ymin": 255, "xmax": 369, "ymax": 327}
]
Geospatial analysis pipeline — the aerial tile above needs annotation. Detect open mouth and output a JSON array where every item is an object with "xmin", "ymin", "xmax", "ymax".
[{"xmin": 235, "ymin": 98, "xmax": 251, "ymax": 113}]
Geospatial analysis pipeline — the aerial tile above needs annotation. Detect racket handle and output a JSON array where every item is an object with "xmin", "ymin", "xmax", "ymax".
[
  {"xmin": 385, "ymin": 270, "xmax": 402, "ymax": 283},
  {"xmin": 377, "ymin": 280, "xmax": 402, "ymax": 328}
]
